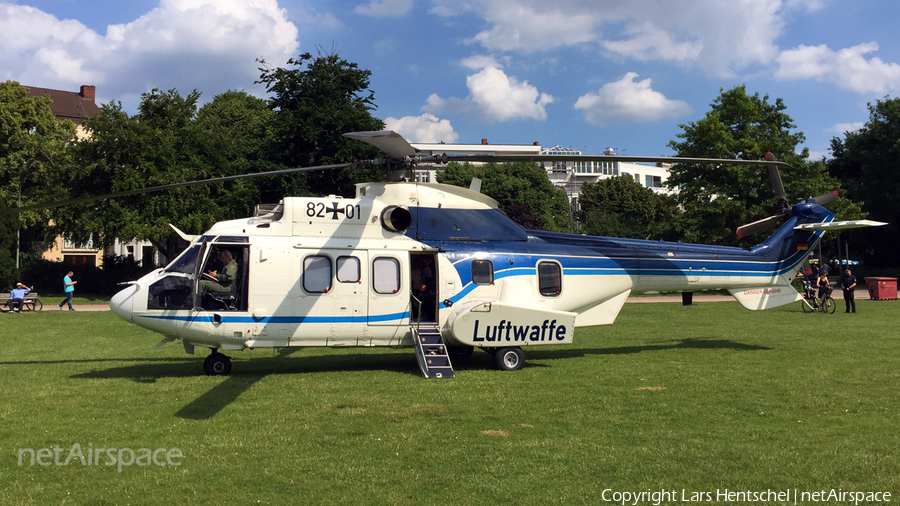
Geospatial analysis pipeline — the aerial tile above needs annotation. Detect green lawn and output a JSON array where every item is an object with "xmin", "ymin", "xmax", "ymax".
[{"xmin": 2, "ymin": 300, "xmax": 898, "ymax": 505}]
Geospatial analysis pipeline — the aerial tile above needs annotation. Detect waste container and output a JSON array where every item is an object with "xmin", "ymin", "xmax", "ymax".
[{"xmin": 864, "ymin": 277, "xmax": 898, "ymax": 300}]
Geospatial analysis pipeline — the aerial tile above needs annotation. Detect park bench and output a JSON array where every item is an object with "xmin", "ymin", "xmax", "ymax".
[{"xmin": 0, "ymin": 292, "xmax": 42, "ymax": 312}]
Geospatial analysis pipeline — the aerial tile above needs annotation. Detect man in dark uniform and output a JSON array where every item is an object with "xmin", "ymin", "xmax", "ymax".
[
  {"xmin": 412, "ymin": 255, "xmax": 436, "ymax": 322},
  {"xmin": 200, "ymin": 250, "xmax": 238, "ymax": 294},
  {"xmin": 842, "ymin": 268, "xmax": 857, "ymax": 314}
]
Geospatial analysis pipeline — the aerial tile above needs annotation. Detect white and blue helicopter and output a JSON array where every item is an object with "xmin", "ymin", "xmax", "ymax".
[{"xmin": 18, "ymin": 131, "xmax": 879, "ymax": 377}]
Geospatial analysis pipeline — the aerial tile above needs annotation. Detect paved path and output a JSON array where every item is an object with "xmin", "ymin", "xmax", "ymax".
[{"xmin": 628, "ymin": 288, "xmax": 874, "ymax": 303}]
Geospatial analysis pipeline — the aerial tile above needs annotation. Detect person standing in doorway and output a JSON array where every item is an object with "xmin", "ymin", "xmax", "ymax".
[
  {"xmin": 842, "ymin": 268, "xmax": 857, "ymax": 314},
  {"xmin": 58, "ymin": 271, "xmax": 77, "ymax": 311}
]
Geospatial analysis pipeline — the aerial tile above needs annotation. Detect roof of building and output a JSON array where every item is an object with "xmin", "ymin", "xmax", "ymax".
[{"xmin": 24, "ymin": 85, "xmax": 101, "ymax": 122}]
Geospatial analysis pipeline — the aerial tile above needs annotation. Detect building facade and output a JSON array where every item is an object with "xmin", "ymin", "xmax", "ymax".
[{"xmin": 540, "ymin": 145, "xmax": 673, "ymax": 203}]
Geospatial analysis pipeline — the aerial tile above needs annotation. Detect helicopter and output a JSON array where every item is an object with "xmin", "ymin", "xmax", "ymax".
[{"xmin": 10, "ymin": 131, "xmax": 882, "ymax": 378}]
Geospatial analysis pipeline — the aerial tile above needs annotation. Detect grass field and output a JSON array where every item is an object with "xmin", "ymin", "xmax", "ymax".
[{"xmin": 2, "ymin": 299, "xmax": 898, "ymax": 505}]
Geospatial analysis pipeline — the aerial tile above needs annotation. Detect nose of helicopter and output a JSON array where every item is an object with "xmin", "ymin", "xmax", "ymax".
[{"xmin": 110, "ymin": 284, "xmax": 136, "ymax": 321}]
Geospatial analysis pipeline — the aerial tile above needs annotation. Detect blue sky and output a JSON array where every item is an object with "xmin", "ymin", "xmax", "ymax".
[{"xmin": 2, "ymin": 0, "xmax": 899, "ymax": 159}]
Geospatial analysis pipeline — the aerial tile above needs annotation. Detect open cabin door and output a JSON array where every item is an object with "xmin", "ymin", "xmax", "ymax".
[
  {"xmin": 410, "ymin": 252, "xmax": 438, "ymax": 324},
  {"xmin": 194, "ymin": 237, "xmax": 250, "ymax": 312}
]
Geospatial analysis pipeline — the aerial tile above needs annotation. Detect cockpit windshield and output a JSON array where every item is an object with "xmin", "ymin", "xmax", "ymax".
[{"xmin": 164, "ymin": 244, "xmax": 202, "ymax": 274}]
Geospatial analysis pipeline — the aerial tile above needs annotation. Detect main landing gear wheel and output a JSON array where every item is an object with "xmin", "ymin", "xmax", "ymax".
[
  {"xmin": 203, "ymin": 352, "xmax": 232, "ymax": 376},
  {"xmin": 493, "ymin": 347, "xmax": 525, "ymax": 371}
]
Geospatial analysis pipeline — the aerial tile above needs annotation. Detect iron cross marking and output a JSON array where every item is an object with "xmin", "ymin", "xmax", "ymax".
[{"xmin": 325, "ymin": 202, "xmax": 345, "ymax": 220}]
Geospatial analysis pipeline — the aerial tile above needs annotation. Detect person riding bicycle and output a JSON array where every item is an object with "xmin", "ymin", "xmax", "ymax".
[{"xmin": 817, "ymin": 273, "xmax": 830, "ymax": 309}]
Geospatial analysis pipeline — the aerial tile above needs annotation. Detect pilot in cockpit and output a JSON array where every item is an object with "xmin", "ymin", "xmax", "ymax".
[{"xmin": 199, "ymin": 249, "xmax": 238, "ymax": 294}]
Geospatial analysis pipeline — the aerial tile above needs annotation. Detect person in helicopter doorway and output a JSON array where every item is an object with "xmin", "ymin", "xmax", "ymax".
[
  {"xmin": 842, "ymin": 268, "xmax": 857, "ymax": 314},
  {"xmin": 199, "ymin": 249, "xmax": 238, "ymax": 294},
  {"xmin": 412, "ymin": 255, "xmax": 436, "ymax": 322}
]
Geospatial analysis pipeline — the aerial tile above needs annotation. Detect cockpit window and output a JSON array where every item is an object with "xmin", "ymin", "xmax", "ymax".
[{"xmin": 164, "ymin": 244, "xmax": 202, "ymax": 274}]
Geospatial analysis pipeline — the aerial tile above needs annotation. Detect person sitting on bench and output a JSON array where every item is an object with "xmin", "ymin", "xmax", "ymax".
[{"xmin": 8, "ymin": 282, "xmax": 31, "ymax": 313}]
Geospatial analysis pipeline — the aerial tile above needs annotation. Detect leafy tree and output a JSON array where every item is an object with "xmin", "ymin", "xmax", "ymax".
[
  {"xmin": 257, "ymin": 51, "xmax": 385, "ymax": 197},
  {"xmin": 828, "ymin": 97, "xmax": 900, "ymax": 268},
  {"xmin": 61, "ymin": 89, "xmax": 270, "ymax": 261},
  {"xmin": 0, "ymin": 81, "xmax": 76, "ymax": 282},
  {"xmin": 437, "ymin": 161, "xmax": 571, "ymax": 232},
  {"xmin": 666, "ymin": 85, "xmax": 862, "ymax": 247},
  {"xmin": 578, "ymin": 176, "xmax": 674, "ymax": 239}
]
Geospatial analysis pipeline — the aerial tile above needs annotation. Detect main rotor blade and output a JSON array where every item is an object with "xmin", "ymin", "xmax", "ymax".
[
  {"xmin": 343, "ymin": 131, "xmax": 417, "ymax": 158},
  {"xmin": 736, "ymin": 214, "xmax": 782, "ymax": 239},
  {"xmin": 342, "ymin": 131, "xmax": 795, "ymax": 169},
  {"xmin": 813, "ymin": 190, "xmax": 839, "ymax": 206},
  {"xmin": 442, "ymin": 153, "xmax": 794, "ymax": 169},
  {"xmin": 765, "ymin": 152, "xmax": 789, "ymax": 204},
  {"xmin": 4, "ymin": 162, "xmax": 353, "ymax": 215}
]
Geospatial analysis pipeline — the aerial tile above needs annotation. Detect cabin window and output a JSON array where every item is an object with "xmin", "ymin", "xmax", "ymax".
[
  {"xmin": 303, "ymin": 255, "xmax": 332, "ymax": 293},
  {"xmin": 538, "ymin": 261, "xmax": 562, "ymax": 297},
  {"xmin": 373, "ymin": 257, "xmax": 401, "ymax": 294},
  {"xmin": 164, "ymin": 244, "xmax": 202, "ymax": 274},
  {"xmin": 471, "ymin": 259, "xmax": 494, "ymax": 285},
  {"xmin": 337, "ymin": 256, "xmax": 361, "ymax": 283}
]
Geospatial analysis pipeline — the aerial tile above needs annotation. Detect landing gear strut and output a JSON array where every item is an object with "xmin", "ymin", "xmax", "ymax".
[{"xmin": 203, "ymin": 350, "xmax": 232, "ymax": 376}]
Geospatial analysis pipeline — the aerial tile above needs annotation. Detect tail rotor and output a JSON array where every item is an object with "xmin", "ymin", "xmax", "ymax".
[{"xmin": 735, "ymin": 153, "xmax": 839, "ymax": 238}]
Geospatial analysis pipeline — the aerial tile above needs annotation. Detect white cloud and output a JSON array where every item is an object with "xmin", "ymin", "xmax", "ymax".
[
  {"xmin": 428, "ymin": 0, "xmax": 813, "ymax": 77},
  {"xmin": 831, "ymin": 122, "xmax": 865, "ymax": 135},
  {"xmin": 463, "ymin": 3, "xmax": 599, "ymax": 53},
  {"xmin": 574, "ymin": 72, "xmax": 691, "ymax": 126},
  {"xmin": 775, "ymin": 42, "xmax": 900, "ymax": 94},
  {"xmin": 423, "ymin": 66, "xmax": 555, "ymax": 123},
  {"xmin": 600, "ymin": 22, "xmax": 702, "ymax": 63},
  {"xmin": 354, "ymin": 0, "xmax": 415, "ymax": 17},
  {"xmin": 460, "ymin": 55, "xmax": 503, "ymax": 70},
  {"xmin": 785, "ymin": 0, "xmax": 831, "ymax": 12},
  {"xmin": 0, "ymin": 1, "xmax": 298, "ymax": 106},
  {"xmin": 384, "ymin": 114, "xmax": 458, "ymax": 143}
]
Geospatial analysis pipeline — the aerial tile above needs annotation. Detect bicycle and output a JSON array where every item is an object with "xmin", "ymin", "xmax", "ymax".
[{"xmin": 800, "ymin": 283, "xmax": 835, "ymax": 314}]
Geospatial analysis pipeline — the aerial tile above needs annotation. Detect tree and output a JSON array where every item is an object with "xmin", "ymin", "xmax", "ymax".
[
  {"xmin": 257, "ymin": 50, "xmax": 385, "ymax": 197},
  {"xmin": 0, "ymin": 81, "xmax": 76, "ymax": 281},
  {"xmin": 577, "ymin": 176, "xmax": 674, "ymax": 239},
  {"xmin": 666, "ymin": 85, "xmax": 862, "ymax": 247},
  {"xmin": 437, "ymin": 161, "xmax": 571, "ymax": 232},
  {"xmin": 828, "ymin": 97, "xmax": 900, "ymax": 268},
  {"xmin": 61, "ymin": 89, "xmax": 270, "ymax": 261}
]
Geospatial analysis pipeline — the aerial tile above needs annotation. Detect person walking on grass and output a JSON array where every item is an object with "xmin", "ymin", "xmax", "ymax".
[{"xmin": 58, "ymin": 271, "xmax": 77, "ymax": 311}]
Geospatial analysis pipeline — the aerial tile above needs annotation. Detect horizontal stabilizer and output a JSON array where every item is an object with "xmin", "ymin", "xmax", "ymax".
[{"xmin": 728, "ymin": 286, "xmax": 802, "ymax": 310}]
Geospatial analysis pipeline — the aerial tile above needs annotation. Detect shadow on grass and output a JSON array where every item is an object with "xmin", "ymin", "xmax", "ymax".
[
  {"xmin": 61, "ymin": 338, "xmax": 766, "ymax": 418},
  {"xmin": 175, "ymin": 375, "xmax": 265, "ymax": 420},
  {"xmin": 525, "ymin": 338, "xmax": 772, "ymax": 361},
  {"xmin": 0, "ymin": 357, "xmax": 195, "ymax": 366},
  {"xmin": 68, "ymin": 352, "xmax": 423, "ymax": 419}
]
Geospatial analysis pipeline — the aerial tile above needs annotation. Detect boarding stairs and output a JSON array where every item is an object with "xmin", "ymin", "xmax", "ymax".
[{"xmin": 411, "ymin": 324, "xmax": 455, "ymax": 379}]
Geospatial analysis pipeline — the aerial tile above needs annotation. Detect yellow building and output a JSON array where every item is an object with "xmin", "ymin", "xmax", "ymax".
[{"xmin": 25, "ymin": 84, "xmax": 104, "ymax": 267}]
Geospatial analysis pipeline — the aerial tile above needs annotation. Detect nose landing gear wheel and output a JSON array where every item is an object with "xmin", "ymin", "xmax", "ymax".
[
  {"xmin": 493, "ymin": 347, "xmax": 525, "ymax": 371},
  {"xmin": 203, "ymin": 352, "xmax": 232, "ymax": 376}
]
